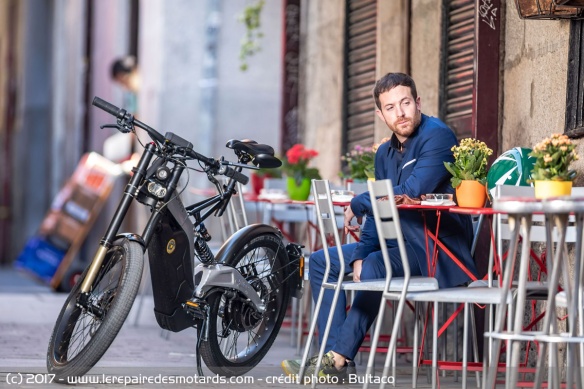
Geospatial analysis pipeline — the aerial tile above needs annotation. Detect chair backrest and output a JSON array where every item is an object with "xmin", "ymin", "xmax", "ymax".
[
  {"xmin": 347, "ymin": 181, "xmax": 369, "ymax": 195},
  {"xmin": 229, "ymin": 182, "xmax": 249, "ymax": 230},
  {"xmin": 368, "ymin": 179, "xmax": 409, "ymax": 281},
  {"xmin": 312, "ymin": 179, "xmax": 346, "ymax": 278},
  {"xmin": 263, "ymin": 177, "xmax": 287, "ymax": 191},
  {"xmin": 492, "ymin": 184, "xmax": 584, "ymax": 283}
]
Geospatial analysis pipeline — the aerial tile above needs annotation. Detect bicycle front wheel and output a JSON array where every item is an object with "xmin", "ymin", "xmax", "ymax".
[
  {"xmin": 47, "ymin": 239, "xmax": 143, "ymax": 380},
  {"xmin": 199, "ymin": 233, "xmax": 290, "ymax": 376}
]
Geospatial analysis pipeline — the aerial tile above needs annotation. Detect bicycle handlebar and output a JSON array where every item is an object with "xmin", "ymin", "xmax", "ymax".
[
  {"xmin": 92, "ymin": 96, "xmax": 248, "ymax": 185},
  {"xmin": 93, "ymin": 96, "xmax": 124, "ymax": 118},
  {"xmin": 184, "ymin": 149, "xmax": 249, "ymax": 185}
]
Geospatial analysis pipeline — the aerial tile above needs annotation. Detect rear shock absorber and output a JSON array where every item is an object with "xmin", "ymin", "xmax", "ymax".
[{"xmin": 194, "ymin": 223, "xmax": 214, "ymax": 264}]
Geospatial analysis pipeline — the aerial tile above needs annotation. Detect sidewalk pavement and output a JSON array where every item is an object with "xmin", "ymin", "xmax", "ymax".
[{"xmin": 0, "ymin": 266, "xmax": 460, "ymax": 388}]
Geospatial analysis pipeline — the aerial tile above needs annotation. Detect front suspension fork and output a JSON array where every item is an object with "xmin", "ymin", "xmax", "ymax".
[{"xmin": 79, "ymin": 143, "xmax": 156, "ymax": 294}]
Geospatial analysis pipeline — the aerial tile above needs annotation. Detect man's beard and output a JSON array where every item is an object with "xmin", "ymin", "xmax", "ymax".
[{"xmin": 389, "ymin": 111, "xmax": 421, "ymax": 137}]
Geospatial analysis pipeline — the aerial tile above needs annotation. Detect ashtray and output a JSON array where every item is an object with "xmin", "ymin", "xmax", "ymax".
[
  {"xmin": 331, "ymin": 190, "xmax": 355, "ymax": 203},
  {"xmin": 424, "ymin": 193, "xmax": 454, "ymax": 205}
]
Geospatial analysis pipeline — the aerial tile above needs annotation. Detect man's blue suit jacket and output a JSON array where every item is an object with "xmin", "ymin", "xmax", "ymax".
[{"xmin": 349, "ymin": 114, "xmax": 478, "ymax": 288}]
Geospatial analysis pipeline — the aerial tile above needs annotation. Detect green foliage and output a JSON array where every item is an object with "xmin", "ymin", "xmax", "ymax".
[
  {"xmin": 238, "ymin": 0, "xmax": 265, "ymax": 71},
  {"xmin": 341, "ymin": 145, "xmax": 375, "ymax": 181},
  {"xmin": 529, "ymin": 133, "xmax": 579, "ymax": 181},
  {"xmin": 444, "ymin": 138, "xmax": 493, "ymax": 189}
]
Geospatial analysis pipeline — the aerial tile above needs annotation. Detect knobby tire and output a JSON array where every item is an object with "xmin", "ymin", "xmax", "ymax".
[
  {"xmin": 199, "ymin": 234, "xmax": 291, "ymax": 376},
  {"xmin": 46, "ymin": 239, "xmax": 143, "ymax": 381}
]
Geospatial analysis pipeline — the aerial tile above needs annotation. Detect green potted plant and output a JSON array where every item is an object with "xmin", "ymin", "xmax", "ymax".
[
  {"xmin": 444, "ymin": 138, "xmax": 493, "ymax": 207},
  {"xmin": 281, "ymin": 144, "xmax": 321, "ymax": 201},
  {"xmin": 529, "ymin": 133, "xmax": 579, "ymax": 199},
  {"xmin": 341, "ymin": 145, "xmax": 375, "ymax": 181},
  {"xmin": 340, "ymin": 137, "xmax": 390, "ymax": 182}
]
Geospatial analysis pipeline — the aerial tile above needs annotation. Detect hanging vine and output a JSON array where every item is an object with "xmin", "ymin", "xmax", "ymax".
[{"xmin": 238, "ymin": 0, "xmax": 265, "ymax": 71}]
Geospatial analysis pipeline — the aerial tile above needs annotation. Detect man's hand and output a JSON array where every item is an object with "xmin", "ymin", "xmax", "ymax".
[
  {"xmin": 352, "ymin": 259, "xmax": 363, "ymax": 282},
  {"xmin": 344, "ymin": 206, "xmax": 362, "ymax": 234}
]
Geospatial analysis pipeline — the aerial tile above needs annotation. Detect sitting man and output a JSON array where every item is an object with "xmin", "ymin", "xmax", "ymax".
[{"xmin": 282, "ymin": 72, "xmax": 478, "ymax": 381}]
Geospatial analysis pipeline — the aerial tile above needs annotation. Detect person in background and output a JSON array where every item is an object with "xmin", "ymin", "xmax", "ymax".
[
  {"xmin": 281, "ymin": 72, "xmax": 478, "ymax": 382},
  {"xmin": 110, "ymin": 55, "xmax": 139, "ymax": 115}
]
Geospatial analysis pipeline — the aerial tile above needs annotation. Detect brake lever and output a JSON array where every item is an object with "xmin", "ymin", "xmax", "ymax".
[
  {"xmin": 100, "ymin": 123, "xmax": 132, "ymax": 134},
  {"xmin": 100, "ymin": 124, "xmax": 120, "ymax": 130}
]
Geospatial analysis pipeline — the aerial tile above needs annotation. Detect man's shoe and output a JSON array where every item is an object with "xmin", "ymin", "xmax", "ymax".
[{"xmin": 281, "ymin": 351, "xmax": 357, "ymax": 384}]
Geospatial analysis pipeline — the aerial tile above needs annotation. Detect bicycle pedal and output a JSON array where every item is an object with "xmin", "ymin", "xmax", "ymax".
[{"xmin": 183, "ymin": 299, "xmax": 207, "ymax": 320}]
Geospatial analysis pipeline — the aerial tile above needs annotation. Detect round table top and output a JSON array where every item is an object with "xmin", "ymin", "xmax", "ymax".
[
  {"xmin": 541, "ymin": 196, "xmax": 584, "ymax": 213},
  {"xmin": 493, "ymin": 196, "xmax": 544, "ymax": 214}
]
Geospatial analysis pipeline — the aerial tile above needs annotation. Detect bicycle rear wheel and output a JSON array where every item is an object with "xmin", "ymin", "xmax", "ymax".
[
  {"xmin": 47, "ymin": 239, "xmax": 143, "ymax": 380},
  {"xmin": 199, "ymin": 233, "xmax": 290, "ymax": 376}
]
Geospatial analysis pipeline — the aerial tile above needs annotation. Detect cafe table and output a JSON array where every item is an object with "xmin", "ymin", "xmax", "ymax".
[
  {"xmin": 483, "ymin": 196, "xmax": 546, "ymax": 389},
  {"xmin": 398, "ymin": 203, "xmax": 500, "ymax": 385}
]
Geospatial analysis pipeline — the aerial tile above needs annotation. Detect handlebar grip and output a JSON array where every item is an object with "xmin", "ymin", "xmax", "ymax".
[
  {"xmin": 223, "ymin": 166, "xmax": 249, "ymax": 185},
  {"xmin": 92, "ymin": 97, "xmax": 124, "ymax": 118}
]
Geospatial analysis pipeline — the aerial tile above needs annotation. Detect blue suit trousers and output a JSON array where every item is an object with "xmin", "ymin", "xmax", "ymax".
[{"xmin": 309, "ymin": 242, "xmax": 421, "ymax": 360}]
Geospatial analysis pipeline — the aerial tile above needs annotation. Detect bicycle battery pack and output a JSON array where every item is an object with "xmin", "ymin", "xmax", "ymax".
[{"xmin": 148, "ymin": 198, "xmax": 197, "ymax": 332}]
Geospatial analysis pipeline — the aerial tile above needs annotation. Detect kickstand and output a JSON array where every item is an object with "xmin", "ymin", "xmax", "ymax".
[{"xmin": 196, "ymin": 321, "xmax": 205, "ymax": 377}]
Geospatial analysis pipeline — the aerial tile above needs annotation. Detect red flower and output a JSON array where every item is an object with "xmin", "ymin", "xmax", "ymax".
[{"xmin": 282, "ymin": 144, "xmax": 321, "ymax": 185}]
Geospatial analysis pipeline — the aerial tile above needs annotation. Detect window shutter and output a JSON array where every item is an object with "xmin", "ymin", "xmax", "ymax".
[
  {"xmin": 344, "ymin": 0, "xmax": 377, "ymax": 152},
  {"xmin": 440, "ymin": 0, "xmax": 475, "ymax": 139}
]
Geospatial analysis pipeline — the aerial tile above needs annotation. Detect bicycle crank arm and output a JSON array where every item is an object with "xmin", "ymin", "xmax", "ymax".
[{"xmin": 193, "ymin": 264, "xmax": 266, "ymax": 313}]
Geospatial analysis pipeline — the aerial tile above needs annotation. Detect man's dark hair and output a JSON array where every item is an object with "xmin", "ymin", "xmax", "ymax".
[
  {"xmin": 373, "ymin": 73, "xmax": 418, "ymax": 109},
  {"xmin": 110, "ymin": 56, "xmax": 137, "ymax": 79}
]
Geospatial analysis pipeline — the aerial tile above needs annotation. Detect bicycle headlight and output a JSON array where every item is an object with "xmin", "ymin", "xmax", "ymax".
[{"xmin": 148, "ymin": 182, "xmax": 167, "ymax": 198}]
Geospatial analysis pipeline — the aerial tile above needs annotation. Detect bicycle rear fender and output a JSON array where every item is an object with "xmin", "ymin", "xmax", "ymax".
[{"xmin": 214, "ymin": 223, "xmax": 283, "ymax": 264}]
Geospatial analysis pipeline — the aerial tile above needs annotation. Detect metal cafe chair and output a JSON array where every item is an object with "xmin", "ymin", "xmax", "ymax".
[
  {"xmin": 363, "ymin": 179, "xmax": 440, "ymax": 389},
  {"xmin": 298, "ymin": 179, "xmax": 439, "ymax": 388},
  {"xmin": 404, "ymin": 186, "xmax": 515, "ymax": 389}
]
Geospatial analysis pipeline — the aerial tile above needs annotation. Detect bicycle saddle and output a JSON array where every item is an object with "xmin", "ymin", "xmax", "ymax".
[{"xmin": 226, "ymin": 139, "xmax": 275, "ymax": 157}]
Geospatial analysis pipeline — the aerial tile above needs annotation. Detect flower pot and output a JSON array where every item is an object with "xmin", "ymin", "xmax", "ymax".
[
  {"xmin": 456, "ymin": 180, "xmax": 487, "ymax": 208},
  {"xmin": 287, "ymin": 177, "xmax": 312, "ymax": 201},
  {"xmin": 534, "ymin": 180, "xmax": 572, "ymax": 199}
]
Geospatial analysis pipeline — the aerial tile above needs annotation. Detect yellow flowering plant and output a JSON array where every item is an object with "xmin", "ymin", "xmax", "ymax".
[
  {"xmin": 529, "ymin": 133, "xmax": 579, "ymax": 181},
  {"xmin": 444, "ymin": 138, "xmax": 493, "ymax": 189}
]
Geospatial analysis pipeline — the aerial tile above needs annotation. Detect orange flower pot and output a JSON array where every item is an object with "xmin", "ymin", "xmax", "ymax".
[
  {"xmin": 456, "ymin": 180, "xmax": 487, "ymax": 208},
  {"xmin": 534, "ymin": 180, "xmax": 572, "ymax": 199}
]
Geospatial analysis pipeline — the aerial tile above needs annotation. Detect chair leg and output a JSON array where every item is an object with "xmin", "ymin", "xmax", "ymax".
[
  {"xmin": 413, "ymin": 302, "xmax": 420, "ymax": 388},
  {"xmin": 462, "ymin": 302, "xmax": 469, "ymax": 389},
  {"xmin": 298, "ymin": 284, "xmax": 326, "ymax": 384},
  {"xmin": 380, "ymin": 294, "xmax": 408, "ymax": 389},
  {"xmin": 442, "ymin": 303, "xmax": 447, "ymax": 378},
  {"xmin": 470, "ymin": 303, "xmax": 481, "ymax": 387},
  {"xmin": 432, "ymin": 302, "xmax": 438, "ymax": 389},
  {"xmin": 309, "ymin": 285, "xmax": 345, "ymax": 389},
  {"xmin": 364, "ymin": 296, "xmax": 388, "ymax": 389},
  {"xmin": 454, "ymin": 304, "xmax": 459, "ymax": 382}
]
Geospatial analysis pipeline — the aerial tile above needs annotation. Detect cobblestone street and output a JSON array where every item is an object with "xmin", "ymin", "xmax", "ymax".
[{"xmin": 0, "ymin": 267, "xmax": 477, "ymax": 388}]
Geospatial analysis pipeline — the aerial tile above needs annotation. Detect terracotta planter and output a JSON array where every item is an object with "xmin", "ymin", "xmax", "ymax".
[
  {"xmin": 534, "ymin": 180, "xmax": 572, "ymax": 199},
  {"xmin": 456, "ymin": 180, "xmax": 487, "ymax": 208},
  {"xmin": 287, "ymin": 177, "xmax": 311, "ymax": 201}
]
